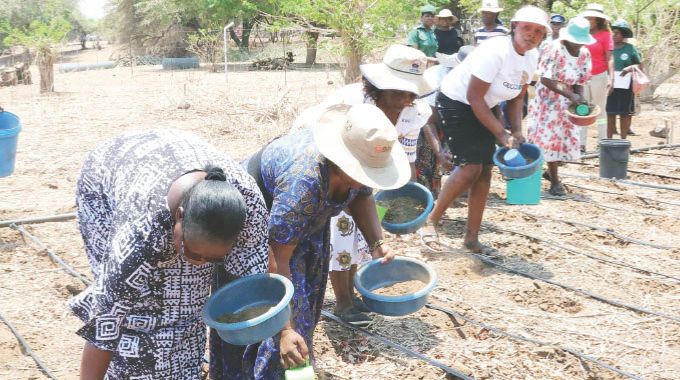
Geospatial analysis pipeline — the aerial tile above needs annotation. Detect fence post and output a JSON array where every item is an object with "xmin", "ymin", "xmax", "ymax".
[{"xmin": 224, "ymin": 21, "xmax": 234, "ymax": 82}]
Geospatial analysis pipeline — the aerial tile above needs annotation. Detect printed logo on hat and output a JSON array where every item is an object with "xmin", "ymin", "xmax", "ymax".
[{"xmin": 410, "ymin": 61, "xmax": 422, "ymax": 74}]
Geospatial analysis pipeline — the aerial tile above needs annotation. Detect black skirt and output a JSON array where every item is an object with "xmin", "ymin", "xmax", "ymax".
[
  {"xmin": 606, "ymin": 87, "xmax": 635, "ymax": 115},
  {"xmin": 436, "ymin": 93, "xmax": 495, "ymax": 165}
]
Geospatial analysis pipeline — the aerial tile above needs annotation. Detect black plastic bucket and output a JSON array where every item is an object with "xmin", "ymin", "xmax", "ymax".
[{"xmin": 599, "ymin": 139, "xmax": 631, "ymax": 179}]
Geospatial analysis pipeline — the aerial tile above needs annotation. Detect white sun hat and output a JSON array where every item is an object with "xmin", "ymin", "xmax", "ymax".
[
  {"xmin": 479, "ymin": 0, "xmax": 503, "ymax": 13},
  {"xmin": 511, "ymin": 5, "xmax": 551, "ymax": 36},
  {"xmin": 360, "ymin": 44, "xmax": 435, "ymax": 97},
  {"xmin": 580, "ymin": 3, "xmax": 610, "ymax": 21},
  {"xmin": 312, "ymin": 104, "xmax": 411, "ymax": 190},
  {"xmin": 436, "ymin": 9, "xmax": 458, "ymax": 22}
]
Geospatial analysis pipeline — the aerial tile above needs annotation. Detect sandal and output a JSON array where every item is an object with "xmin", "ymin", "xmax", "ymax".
[
  {"xmin": 352, "ymin": 296, "xmax": 371, "ymax": 313},
  {"xmin": 549, "ymin": 182, "xmax": 567, "ymax": 196},
  {"xmin": 419, "ymin": 220, "xmax": 441, "ymax": 249},
  {"xmin": 337, "ymin": 308, "xmax": 372, "ymax": 327},
  {"xmin": 464, "ymin": 241, "xmax": 501, "ymax": 258}
]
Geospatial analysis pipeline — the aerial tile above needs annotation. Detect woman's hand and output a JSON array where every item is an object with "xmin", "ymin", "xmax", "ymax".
[
  {"xmin": 279, "ymin": 328, "xmax": 309, "ymax": 369},
  {"xmin": 436, "ymin": 151, "xmax": 454, "ymax": 171},
  {"xmin": 372, "ymin": 243, "xmax": 395, "ymax": 264},
  {"xmin": 607, "ymin": 79, "xmax": 614, "ymax": 96},
  {"xmin": 511, "ymin": 132, "xmax": 525, "ymax": 148},
  {"xmin": 567, "ymin": 92, "xmax": 583, "ymax": 104},
  {"xmin": 496, "ymin": 130, "xmax": 511, "ymax": 148}
]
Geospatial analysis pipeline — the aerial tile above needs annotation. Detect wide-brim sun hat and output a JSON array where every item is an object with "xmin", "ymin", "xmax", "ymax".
[
  {"xmin": 313, "ymin": 104, "xmax": 411, "ymax": 190},
  {"xmin": 580, "ymin": 3, "xmax": 610, "ymax": 20},
  {"xmin": 611, "ymin": 19, "xmax": 633, "ymax": 38},
  {"xmin": 511, "ymin": 6, "xmax": 551, "ymax": 36},
  {"xmin": 479, "ymin": 0, "xmax": 503, "ymax": 13},
  {"xmin": 436, "ymin": 9, "xmax": 458, "ymax": 22},
  {"xmin": 559, "ymin": 16, "xmax": 596, "ymax": 45},
  {"xmin": 360, "ymin": 44, "xmax": 435, "ymax": 97}
]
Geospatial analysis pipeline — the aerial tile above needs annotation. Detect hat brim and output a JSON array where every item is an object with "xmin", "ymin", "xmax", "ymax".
[
  {"xmin": 612, "ymin": 26, "xmax": 633, "ymax": 38},
  {"xmin": 580, "ymin": 10, "xmax": 610, "ymax": 21},
  {"xmin": 559, "ymin": 27, "xmax": 597, "ymax": 45},
  {"xmin": 479, "ymin": 7, "xmax": 503, "ymax": 13},
  {"xmin": 360, "ymin": 63, "xmax": 435, "ymax": 97},
  {"xmin": 312, "ymin": 107, "xmax": 411, "ymax": 190}
]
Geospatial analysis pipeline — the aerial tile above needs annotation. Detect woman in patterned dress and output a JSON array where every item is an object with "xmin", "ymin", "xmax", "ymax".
[
  {"xmin": 70, "ymin": 129, "xmax": 269, "ymax": 379},
  {"xmin": 210, "ymin": 104, "xmax": 411, "ymax": 379},
  {"xmin": 527, "ymin": 16, "xmax": 593, "ymax": 196}
]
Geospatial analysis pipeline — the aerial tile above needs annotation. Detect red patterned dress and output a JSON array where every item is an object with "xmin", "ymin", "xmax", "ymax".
[{"xmin": 527, "ymin": 40, "xmax": 592, "ymax": 162}]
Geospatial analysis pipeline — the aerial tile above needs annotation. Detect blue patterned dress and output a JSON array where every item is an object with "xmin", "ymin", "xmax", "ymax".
[{"xmin": 210, "ymin": 129, "xmax": 371, "ymax": 379}]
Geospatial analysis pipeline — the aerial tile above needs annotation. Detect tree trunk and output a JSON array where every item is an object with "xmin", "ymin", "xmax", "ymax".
[
  {"xmin": 641, "ymin": 68, "xmax": 679, "ymax": 101},
  {"xmin": 229, "ymin": 29, "xmax": 242, "ymax": 47},
  {"xmin": 343, "ymin": 37, "xmax": 362, "ymax": 84},
  {"xmin": 305, "ymin": 31, "xmax": 320, "ymax": 65},
  {"xmin": 37, "ymin": 47, "xmax": 55, "ymax": 93},
  {"xmin": 241, "ymin": 20, "xmax": 253, "ymax": 50}
]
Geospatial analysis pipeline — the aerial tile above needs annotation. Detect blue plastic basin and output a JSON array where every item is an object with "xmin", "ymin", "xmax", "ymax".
[
  {"xmin": 162, "ymin": 57, "xmax": 200, "ymax": 70},
  {"xmin": 354, "ymin": 257, "xmax": 437, "ymax": 316},
  {"xmin": 0, "ymin": 110, "xmax": 21, "ymax": 177},
  {"xmin": 203, "ymin": 273, "xmax": 293, "ymax": 345},
  {"xmin": 493, "ymin": 143, "xmax": 543, "ymax": 179},
  {"xmin": 374, "ymin": 182, "xmax": 434, "ymax": 235}
]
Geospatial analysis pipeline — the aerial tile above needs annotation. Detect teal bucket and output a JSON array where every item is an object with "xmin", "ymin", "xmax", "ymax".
[
  {"xmin": 0, "ymin": 110, "xmax": 21, "ymax": 177},
  {"xmin": 506, "ymin": 159, "xmax": 542, "ymax": 205}
]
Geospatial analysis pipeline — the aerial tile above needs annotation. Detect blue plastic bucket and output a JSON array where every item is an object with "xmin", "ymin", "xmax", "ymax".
[
  {"xmin": 506, "ymin": 159, "xmax": 542, "ymax": 205},
  {"xmin": 374, "ymin": 182, "xmax": 434, "ymax": 235},
  {"xmin": 0, "ymin": 110, "xmax": 21, "ymax": 177}
]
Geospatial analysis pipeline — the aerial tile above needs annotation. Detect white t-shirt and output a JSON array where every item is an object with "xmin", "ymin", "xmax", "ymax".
[
  {"xmin": 291, "ymin": 83, "xmax": 432, "ymax": 163},
  {"xmin": 441, "ymin": 36, "xmax": 538, "ymax": 108}
]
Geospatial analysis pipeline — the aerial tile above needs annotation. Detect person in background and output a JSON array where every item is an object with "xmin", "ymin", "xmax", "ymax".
[
  {"xmin": 435, "ymin": 9, "xmax": 463, "ymax": 55},
  {"xmin": 580, "ymin": 3, "xmax": 614, "ymax": 150},
  {"xmin": 539, "ymin": 14, "xmax": 566, "ymax": 53},
  {"xmin": 474, "ymin": 0, "xmax": 508, "ymax": 45},
  {"xmin": 70, "ymin": 130, "xmax": 269, "ymax": 380},
  {"xmin": 606, "ymin": 19, "xmax": 643, "ymax": 139},
  {"xmin": 407, "ymin": 4, "xmax": 439, "ymax": 58},
  {"xmin": 289, "ymin": 44, "xmax": 434, "ymax": 325},
  {"xmin": 527, "ymin": 17, "xmax": 593, "ymax": 196},
  {"xmin": 423, "ymin": 6, "xmax": 549, "ymax": 252},
  {"xmin": 212, "ymin": 104, "xmax": 409, "ymax": 379}
]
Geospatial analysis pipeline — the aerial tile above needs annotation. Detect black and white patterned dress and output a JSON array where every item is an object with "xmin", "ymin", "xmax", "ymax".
[{"xmin": 69, "ymin": 130, "xmax": 269, "ymax": 379}]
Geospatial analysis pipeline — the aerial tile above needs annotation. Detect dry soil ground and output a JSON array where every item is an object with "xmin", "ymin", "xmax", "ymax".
[{"xmin": 1, "ymin": 46, "xmax": 679, "ymax": 380}]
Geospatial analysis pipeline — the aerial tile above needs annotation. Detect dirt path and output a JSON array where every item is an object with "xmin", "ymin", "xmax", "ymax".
[{"xmin": 1, "ymin": 48, "xmax": 679, "ymax": 379}]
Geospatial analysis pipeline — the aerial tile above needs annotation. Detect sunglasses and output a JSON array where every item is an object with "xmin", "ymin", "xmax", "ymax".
[{"xmin": 180, "ymin": 239, "xmax": 225, "ymax": 264}]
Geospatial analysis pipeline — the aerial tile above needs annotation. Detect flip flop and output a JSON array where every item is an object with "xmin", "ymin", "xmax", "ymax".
[{"xmin": 419, "ymin": 221, "xmax": 441, "ymax": 249}]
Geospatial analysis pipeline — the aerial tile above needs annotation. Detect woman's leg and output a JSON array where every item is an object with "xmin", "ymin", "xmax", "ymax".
[
  {"xmin": 620, "ymin": 115, "xmax": 632, "ymax": 139},
  {"xmin": 427, "ymin": 163, "xmax": 482, "ymax": 225},
  {"xmin": 547, "ymin": 161, "xmax": 560, "ymax": 185},
  {"xmin": 607, "ymin": 115, "xmax": 617, "ymax": 139},
  {"xmin": 463, "ymin": 164, "xmax": 492, "ymax": 252}
]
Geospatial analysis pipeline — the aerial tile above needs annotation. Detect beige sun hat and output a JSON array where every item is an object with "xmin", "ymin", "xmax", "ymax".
[
  {"xmin": 479, "ymin": 0, "xmax": 503, "ymax": 13},
  {"xmin": 312, "ymin": 104, "xmax": 410, "ymax": 190},
  {"xmin": 360, "ymin": 44, "xmax": 435, "ymax": 96},
  {"xmin": 436, "ymin": 9, "xmax": 459, "ymax": 22},
  {"xmin": 580, "ymin": 3, "xmax": 610, "ymax": 21}
]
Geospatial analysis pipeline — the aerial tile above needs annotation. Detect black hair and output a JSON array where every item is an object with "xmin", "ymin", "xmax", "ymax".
[
  {"xmin": 180, "ymin": 164, "xmax": 247, "ymax": 243},
  {"xmin": 595, "ymin": 18, "xmax": 610, "ymax": 32},
  {"xmin": 362, "ymin": 76, "xmax": 382, "ymax": 103}
]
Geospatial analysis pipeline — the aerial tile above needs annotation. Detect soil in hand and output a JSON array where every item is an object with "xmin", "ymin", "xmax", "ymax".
[
  {"xmin": 373, "ymin": 280, "xmax": 426, "ymax": 296},
  {"xmin": 216, "ymin": 304, "xmax": 275, "ymax": 323},
  {"xmin": 379, "ymin": 197, "xmax": 425, "ymax": 224}
]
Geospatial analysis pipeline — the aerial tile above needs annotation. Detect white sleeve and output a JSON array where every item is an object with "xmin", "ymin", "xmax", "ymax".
[{"xmin": 469, "ymin": 41, "xmax": 503, "ymax": 83}]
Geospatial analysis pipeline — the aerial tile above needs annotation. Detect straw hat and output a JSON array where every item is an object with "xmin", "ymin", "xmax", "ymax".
[
  {"xmin": 559, "ymin": 16, "xmax": 597, "ymax": 44},
  {"xmin": 436, "ymin": 9, "xmax": 459, "ymax": 23},
  {"xmin": 479, "ymin": 0, "xmax": 503, "ymax": 13},
  {"xmin": 510, "ymin": 6, "xmax": 551, "ymax": 36},
  {"xmin": 360, "ymin": 44, "xmax": 434, "ymax": 96},
  {"xmin": 312, "ymin": 104, "xmax": 410, "ymax": 190},
  {"xmin": 580, "ymin": 3, "xmax": 610, "ymax": 21}
]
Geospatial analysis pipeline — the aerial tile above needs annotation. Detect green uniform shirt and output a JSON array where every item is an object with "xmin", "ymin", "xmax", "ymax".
[
  {"xmin": 407, "ymin": 24, "xmax": 438, "ymax": 58},
  {"xmin": 613, "ymin": 43, "xmax": 641, "ymax": 71}
]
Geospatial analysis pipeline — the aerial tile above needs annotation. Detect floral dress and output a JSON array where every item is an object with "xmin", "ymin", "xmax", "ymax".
[
  {"xmin": 527, "ymin": 40, "xmax": 592, "ymax": 162},
  {"xmin": 209, "ymin": 129, "xmax": 372, "ymax": 379},
  {"xmin": 70, "ymin": 129, "xmax": 269, "ymax": 380}
]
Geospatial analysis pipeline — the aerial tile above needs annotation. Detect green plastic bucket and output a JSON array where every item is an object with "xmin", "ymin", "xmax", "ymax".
[{"xmin": 506, "ymin": 159, "xmax": 542, "ymax": 205}]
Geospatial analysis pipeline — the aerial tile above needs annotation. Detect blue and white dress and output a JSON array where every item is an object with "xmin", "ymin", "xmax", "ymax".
[
  {"xmin": 70, "ymin": 129, "xmax": 269, "ymax": 380},
  {"xmin": 209, "ymin": 129, "xmax": 372, "ymax": 379}
]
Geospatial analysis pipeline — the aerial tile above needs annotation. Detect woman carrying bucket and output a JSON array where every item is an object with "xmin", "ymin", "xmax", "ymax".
[
  {"xmin": 290, "ymin": 44, "xmax": 435, "ymax": 326},
  {"xmin": 210, "ymin": 104, "xmax": 410, "ymax": 379},
  {"xmin": 526, "ymin": 16, "xmax": 593, "ymax": 196},
  {"xmin": 70, "ymin": 130, "xmax": 269, "ymax": 379},
  {"xmin": 421, "ymin": 6, "xmax": 549, "ymax": 253}
]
